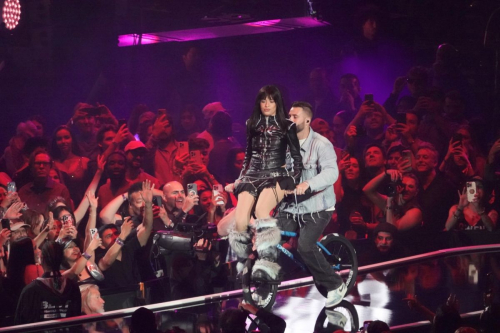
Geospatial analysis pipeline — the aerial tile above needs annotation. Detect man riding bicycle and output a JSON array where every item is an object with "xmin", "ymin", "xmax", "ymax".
[{"xmin": 279, "ymin": 101, "xmax": 346, "ymax": 308}]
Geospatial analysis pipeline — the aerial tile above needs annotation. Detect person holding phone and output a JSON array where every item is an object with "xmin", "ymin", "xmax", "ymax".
[
  {"xmin": 445, "ymin": 178, "xmax": 497, "ymax": 231},
  {"xmin": 226, "ymin": 85, "xmax": 303, "ymax": 283}
]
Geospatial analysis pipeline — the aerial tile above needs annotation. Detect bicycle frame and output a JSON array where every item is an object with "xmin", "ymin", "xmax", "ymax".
[{"xmin": 279, "ymin": 231, "xmax": 341, "ymax": 272}]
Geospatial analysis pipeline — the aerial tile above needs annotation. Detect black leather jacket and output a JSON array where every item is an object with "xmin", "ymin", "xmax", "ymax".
[{"xmin": 240, "ymin": 116, "xmax": 303, "ymax": 184}]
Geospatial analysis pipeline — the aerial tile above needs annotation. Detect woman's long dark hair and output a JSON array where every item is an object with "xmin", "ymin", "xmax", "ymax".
[
  {"xmin": 41, "ymin": 241, "xmax": 64, "ymax": 289},
  {"xmin": 6, "ymin": 237, "xmax": 36, "ymax": 296},
  {"xmin": 50, "ymin": 125, "xmax": 82, "ymax": 160},
  {"xmin": 247, "ymin": 85, "xmax": 289, "ymax": 132}
]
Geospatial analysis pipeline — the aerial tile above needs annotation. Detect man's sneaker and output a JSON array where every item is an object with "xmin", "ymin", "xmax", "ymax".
[
  {"xmin": 325, "ymin": 309, "xmax": 347, "ymax": 328},
  {"xmin": 326, "ymin": 283, "xmax": 347, "ymax": 308}
]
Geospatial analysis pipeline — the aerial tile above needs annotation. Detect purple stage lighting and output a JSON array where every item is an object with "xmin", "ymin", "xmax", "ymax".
[{"xmin": 118, "ymin": 17, "xmax": 329, "ymax": 47}]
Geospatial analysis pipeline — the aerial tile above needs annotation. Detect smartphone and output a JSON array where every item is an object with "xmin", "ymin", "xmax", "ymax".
[
  {"xmin": 402, "ymin": 150, "xmax": 413, "ymax": 171},
  {"xmin": 7, "ymin": 182, "xmax": 16, "ymax": 193},
  {"xmin": 466, "ymin": 181, "xmax": 477, "ymax": 202},
  {"xmin": 452, "ymin": 133, "xmax": 463, "ymax": 144},
  {"xmin": 153, "ymin": 195, "xmax": 162, "ymax": 207},
  {"xmin": 363, "ymin": 320, "xmax": 373, "ymax": 331},
  {"xmin": 364, "ymin": 94, "xmax": 374, "ymax": 102},
  {"xmin": 157, "ymin": 108, "xmax": 168, "ymax": 117},
  {"xmin": 213, "ymin": 184, "xmax": 224, "ymax": 205},
  {"xmin": 1, "ymin": 219, "xmax": 10, "ymax": 230},
  {"xmin": 90, "ymin": 228, "xmax": 98, "ymax": 239},
  {"xmin": 190, "ymin": 150, "xmax": 203, "ymax": 164},
  {"xmin": 187, "ymin": 183, "xmax": 198, "ymax": 202},
  {"xmin": 62, "ymin": 215, "xmax": 73, "ymax": 228},
  {"xmin": 118, "ymin": 119, "xmax": 128, "ymax": 128},
  {"xmin": 178, "ymin": 141, "xmax": 189, "ymax": 157},
  {"xmin": 395, "ymin": 112, "xmax": 407, "ymax": 125}
]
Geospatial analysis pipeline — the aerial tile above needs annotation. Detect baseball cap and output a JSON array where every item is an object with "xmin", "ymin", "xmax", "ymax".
[{"xmin": 124, "ymin": 141, "xmax": 147, "ymax": 153}]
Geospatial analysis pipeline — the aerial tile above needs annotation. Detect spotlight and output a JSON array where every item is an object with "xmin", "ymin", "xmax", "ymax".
[{"xmin": 2, "ymin": 0, "xmax": 21, "ymax": 30}]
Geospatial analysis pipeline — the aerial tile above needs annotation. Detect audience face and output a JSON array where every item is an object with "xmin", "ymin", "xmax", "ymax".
[
  {"xmin": 49, "ymin": 169, "xmax": 62, "ymax": 183},
  {"xmin": 107, "ymin": 154, "xmax": 126, "ymax": 179},
  {"xmin": 332, "ymin": 114, "xmax": 347, "ymax": 138},
  {"xmin": 234, "ymin": 152, "xmax": 245, "ymax": 171},
  {"xmin": 32, "ymin": 120, "xmax": 44, "ymax": 137},
  {"xmin": 100, "ymin": 130, "xmax": 116, "ymax": 151},
  {"xmin": 363, "ymin": 110, "xmax": 384, "ymax": 131},
  {"xmin": 31, "ymin": 213, "xmax": 45, "ymax": 236},
  {"xmin": 406, "ymin": 113, "xmax": 419, "ymax": 137},
  {"xmin": 387, "ymin": 151, "xmax": 402, "ymax": 170},
  {"xmin": 101, "ymin": 227, "xmax": 119, "ymax": 249},
  {"xmin": 55, "ymin": 128, "xmax": 73, "ymax": 157},
  {"xmin": 364, "ymin": 146, "xmax": 385, "ymax": 169},
  {"xmin": 31, "ymin": 153, "xmax": 52, "ymax": 180},
  {"xmin": 75, "ymin": 113, "xmax": 95, "ymax": 135},
  {"xmin": 47, "ymin": 219, "xmax": 62, "ymax": 241},
  {"xmin": 416, "ymin": 148, "xmax": 438, "ymax": 174},
  {"xmin": 129, "ymin": 191, "xmax": 144, "ymax": 216},
  {"xmin": 180, "ymin": 110, "xmax": 197, "ymax": 130},
  {"xmin": 401, "ymin": 176, "xmax": 418, "ymax": 201},
  {"xmin": 126, "ymin": 149, "xmax": 146, "ymax": 170},
  {"xmin": 192, "ymin": 148, "xmax": 209, "ymax": 166},
  {"xmin": 344, "ymin": 157, "xmax": 360, "ymax": 181},
  {"xmin": 163, "ymin": 181, "xmax": 186, "ymax": 211},
  {"xmin": 87, "ymin": 287, "xmax": 105, "ymax": 313},
  {"xmin": 313, "ymin": 123, "xmax": 335, "ymax": 144},
  {"xmin": 56, "ymin": 209, "xmax": 74, "ymax": 225},
  {"xmin": 309, "ymin": 69, "xmax": 329, "ymax": 95},
  {"xmin": 406, "ymin": 76, "xmax": 426, "ymax": 96},
  {"xmin": 362, "ymin": 18, "xmax": 377, "ymax": 40},
  {"xmin": 200, "ymin": 191, "xmax": 212, "ymax": 212},
  {"xmin": 456, "ymin": 128, "xmax": 472, "ymax": 147},
  {"xmin": 63, "ymin": 240, "xmax": 81, "ymax": 263},
  {"xmin": 340, "ymin": 77, "xmax": 361, "ymax": 99},
  {"xmin": 375, "ymin": 231, "xmax": 394, "ymax": 253},
  {"xmin": 444, "ymin": 97, "xmax": 464, "ymax": 119},
  {"xmin": 0, "ymin": 187, "xmax": 7, "ymax": 203},
  {"xmin": 11, "ymin": 227, "xmax": 28, "ymax": 242},
  {"xmin": 260, "ymin": 97, "xmax": 277, "ymax": 117}
]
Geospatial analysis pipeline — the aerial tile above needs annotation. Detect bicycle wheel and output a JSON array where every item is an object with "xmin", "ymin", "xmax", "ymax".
[
  {"xmin": 314, "ymin": 300, "xmax": 359, "ymax": 333},
  {"xmin": 315, "ymin": 234, "xmax": 358, "ymax": 297},
  {"xmin": 241, "ymin": 254, "xmax": 279, "ymax": 311}
]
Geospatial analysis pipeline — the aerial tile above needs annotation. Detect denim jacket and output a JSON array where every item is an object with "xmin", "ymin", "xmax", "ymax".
[{"xmin": 281, "ymin": 128, "xmax": 338, "ymax": 215}]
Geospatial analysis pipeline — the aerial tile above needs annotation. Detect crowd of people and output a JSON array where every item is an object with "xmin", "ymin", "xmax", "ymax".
[{"xmin": 0, "ymin": 31, "xmax": 499, "ymax": 333}]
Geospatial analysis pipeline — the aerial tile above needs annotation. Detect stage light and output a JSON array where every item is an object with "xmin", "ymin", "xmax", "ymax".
[{"xmin": 2, "ymin": 0, "xmax": 21, "ymax": 30}]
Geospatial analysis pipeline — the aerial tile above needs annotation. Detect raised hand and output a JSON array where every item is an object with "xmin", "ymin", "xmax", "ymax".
[
  {"xmin": 385, "ymin": 169, "xmax": 402, "ymax": 183},
  {"xmin": 120, "ymin": 218, "xmax": 134, "ymax": 239},
  {"xmin": 87, "ymin": 232, "xmax": 102, "ymax": 252},
  {"xmin": 392, "ymin": 76, "xmax": 407, "ymax": 95},
  {"xmin": 4, "ymin": 202, "xmax": 23, "ymax": 220},
  {"xmin": 97, "ymin": 154, "xmax": 106, "ymax": 172},
  {"xmin": 0, "ymin": 228, "xmax": 11, "ymax": 245},
  {"xmin": 339, "ymin": 153, "xmax": 351, "ymax": 172},
  {"xmin": 457, "ymin": 187, "xmax": 468, "ymax": 210},
  {"xmin": 140, "ymin": 180, "xmax": 154, "ymax": 205},
  {"xmin": 86, "ymin": 191, "xmax": 99, "ymax": 210}
]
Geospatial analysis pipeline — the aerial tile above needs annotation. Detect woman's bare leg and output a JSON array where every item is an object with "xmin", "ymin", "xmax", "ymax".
[
  {"xmin": 254, "ymin": 183, "xmax": 286, "ymax": 219},
  {"xmin": 234, "ymin": 192, "xmax": 255, "ymax": 232}
]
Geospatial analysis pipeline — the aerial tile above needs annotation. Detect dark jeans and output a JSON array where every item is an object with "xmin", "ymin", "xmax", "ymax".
[{"xmin": 278, "ymin": 210, "xmax": 342, "ymax": 291}]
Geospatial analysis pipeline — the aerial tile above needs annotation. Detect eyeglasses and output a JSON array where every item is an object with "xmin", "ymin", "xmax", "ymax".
[{"xmin": 33, "ymin": 162, "xmax": 51, "ymax": 167}]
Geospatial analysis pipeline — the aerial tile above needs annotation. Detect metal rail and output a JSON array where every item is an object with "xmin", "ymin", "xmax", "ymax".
[{"xmin": 2, "ymin": 243, "xmax": 500, "ymax": 332}]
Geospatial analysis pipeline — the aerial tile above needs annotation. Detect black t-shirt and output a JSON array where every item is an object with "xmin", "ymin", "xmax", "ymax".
[
  {"xmin": 95, "ymin": 235, "xmax": 142, "ymax": 289},
  {"xmin": 418, "ymin": 173, "xmax": 456, "ymax": 232},
  {"xmin": 15, "ymin": 275, "xmax": 82, "ymax": 328}
]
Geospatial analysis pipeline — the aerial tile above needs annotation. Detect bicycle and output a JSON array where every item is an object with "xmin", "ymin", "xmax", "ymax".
[{"xmin": 241, "ymin": 229, "xmax": 358, "ymax": 310}]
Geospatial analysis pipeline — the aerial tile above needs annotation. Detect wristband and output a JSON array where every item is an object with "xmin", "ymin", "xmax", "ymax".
[
  {"xmin": 82, "ymin": 252, "xmax": 92, "ymax": 260},
  {"xmin": 116, "ymin": 238, "xmax": 125, "ymax": 246}
]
